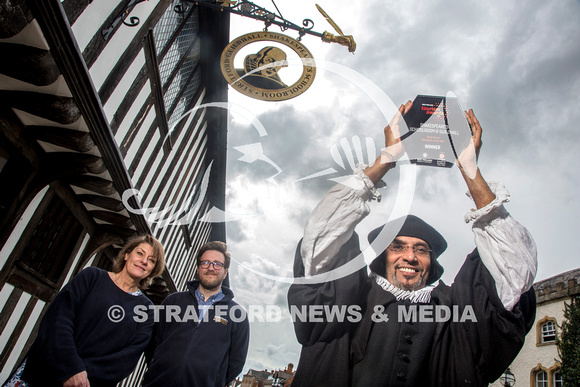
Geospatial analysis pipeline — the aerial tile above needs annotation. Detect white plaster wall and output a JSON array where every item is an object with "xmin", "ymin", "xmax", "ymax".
[{"xmin": 489, "ymin": 299, "xmax": 566, "ymax": 386}]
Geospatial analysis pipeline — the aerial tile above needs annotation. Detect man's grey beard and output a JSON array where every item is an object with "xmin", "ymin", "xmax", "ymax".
[{"xmin": 392, "ymin": 273, "xmax": 427, "ymax": 291}]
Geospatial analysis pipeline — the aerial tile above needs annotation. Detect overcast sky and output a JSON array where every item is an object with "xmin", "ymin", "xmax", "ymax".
[{"xmin": 221, "ymin": 0, "xmax": 580, "ymax": 375}]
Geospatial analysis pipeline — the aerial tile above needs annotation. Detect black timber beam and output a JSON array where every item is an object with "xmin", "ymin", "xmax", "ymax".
[
  {"xmin": 29, "ymin": 0, "xmax": 178, "ymax": 294},
  {"xmin": 143, "ymin": 29, "xmax": 172, "ymax": 152},
  {"xmin": 198, "ymin": 5, "xmax": 229, "ymax": 285},
  {"xmin": 29, "ymin": 0, "xmax": 152, "ymax": 236}
]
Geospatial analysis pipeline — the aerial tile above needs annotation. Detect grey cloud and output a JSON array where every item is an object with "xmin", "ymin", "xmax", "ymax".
[{"xmin": 227, "ymin": 0, "xmax": 580, "ymax": 376}]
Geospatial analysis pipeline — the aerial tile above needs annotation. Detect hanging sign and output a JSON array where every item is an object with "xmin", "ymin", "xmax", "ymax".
[{"xmin": 220, "ymin": 31, "xmax": 316, "ymax": 101}]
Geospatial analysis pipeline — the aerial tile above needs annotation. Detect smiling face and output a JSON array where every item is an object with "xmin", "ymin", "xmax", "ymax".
[
  {"xmin": 197, "ymin": 250, "xmax": 228, "ymax": 293},
  {"xmin": 123, "ymin": 242, "xmax": 157, "ymax": 282},
  {"xmin": 385, "ymin": 236, "xmax": 431, "ymax": 291}
]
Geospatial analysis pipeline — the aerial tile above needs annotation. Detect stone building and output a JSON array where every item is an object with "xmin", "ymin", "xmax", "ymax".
[
  {"xmin": 490, "ymin": 268, "xmax": 580, "ymax": 387},
  {"xmin": 236, "ymin": 363, "xmax": 295, "ymax": 387}
]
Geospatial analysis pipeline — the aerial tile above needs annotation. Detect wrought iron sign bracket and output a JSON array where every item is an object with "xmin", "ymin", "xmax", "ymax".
[
  {"xmin": 102, "ymin": 0, "xmax": 356, "ymax": 52},
  {"xmin": 185, "ymin": 0, "xmax": 356, "ymax": 52}
]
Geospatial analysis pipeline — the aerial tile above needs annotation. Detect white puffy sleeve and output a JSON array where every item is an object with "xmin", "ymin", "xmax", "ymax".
[
  {"xmin": 465, "ymin": 181, "xmax": 538, "ymax": 311},
  {"xmin": 301, "ymin": 166, "xmax": 383, "ymax": 276}
]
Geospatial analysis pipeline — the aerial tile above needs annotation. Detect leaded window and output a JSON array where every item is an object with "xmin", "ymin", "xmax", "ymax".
[
  {"xmin": 535, "ymin": 370, "xmax": 548, "ymax": 387},
  {"xmin": 541, "ymin": 321, "xmax": 556, "ymax": 343}
]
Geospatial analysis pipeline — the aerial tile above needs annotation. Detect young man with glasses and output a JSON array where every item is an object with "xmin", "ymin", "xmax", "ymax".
[
  {"xmin": 142, "ymin": 241, "xmax": 249, "ymax": 387},
  {"xmin": 288, "ymin": 103, "xmax": 537, "ymax": 386}
]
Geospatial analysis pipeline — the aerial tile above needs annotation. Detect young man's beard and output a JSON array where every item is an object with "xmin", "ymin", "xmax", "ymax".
[{"xmin": 200, "ymin": 277, "xmax": 221, "ymax": 290}]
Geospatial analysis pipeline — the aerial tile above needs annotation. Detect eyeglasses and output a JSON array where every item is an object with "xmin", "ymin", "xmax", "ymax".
[
  {"xmin": 387, "ymin": 244, "xmax": 432, "ymax": 258},
  {"xmin": 199, "ymin": 260, "xmax": 225, "ymax": 270}
]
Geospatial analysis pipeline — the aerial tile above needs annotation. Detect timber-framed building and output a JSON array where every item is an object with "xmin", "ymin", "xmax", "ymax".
[{"xmin": 0, "ymin": 0, "xmax": 230, "ymax": 384}]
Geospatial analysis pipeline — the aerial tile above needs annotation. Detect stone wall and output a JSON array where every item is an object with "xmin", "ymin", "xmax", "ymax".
[{"xmin": 534, "ymin": 268, "xmax": 580, "ymax": 304}]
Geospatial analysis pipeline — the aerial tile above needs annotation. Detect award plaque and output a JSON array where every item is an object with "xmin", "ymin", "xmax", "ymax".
[{"xmin": 402, "ymin": 95, "xmax": 472, "ymax": 167}]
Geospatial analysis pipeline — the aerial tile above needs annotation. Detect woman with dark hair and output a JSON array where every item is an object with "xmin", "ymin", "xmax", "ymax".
[{"xmin": 4, "ymin": 234, "xmax": 165, "ymax": 387}]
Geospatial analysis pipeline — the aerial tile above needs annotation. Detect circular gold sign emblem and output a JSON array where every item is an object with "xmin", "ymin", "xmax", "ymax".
[{"xmin": 220, "ymin": 32, "xmax": 316, "ymax": 101}]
